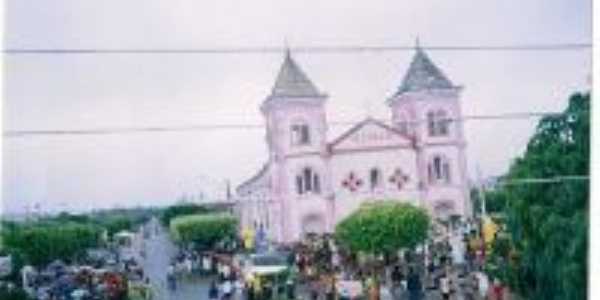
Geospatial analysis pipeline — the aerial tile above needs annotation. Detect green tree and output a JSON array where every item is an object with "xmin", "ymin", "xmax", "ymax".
[
  {"xmin": 470, "ymin": 188, "xmax": 508, "ymax": 215},
  {"xmin": 169, "ymin": 214, "xmax": 238, "ymax": 250},
  {"xmin": 1, "ymin": 222, "xmax": 101, "ymax": 267},
  {"xmin": 335, "ymin": 201, "xmax": 430, "ymax": 254},
  {"xmin": 160, "ymin": 204, "xmax": 212, "ymax": 226},
  {"xmin": 491, "ymin": 92, "xmax": 589, "ymax": 300},
  {"xmin": 0, "ymin": 286, "xmax": 33, "ymax": 300},
  {"xmin": 335, "ymin": 201, "xmax": 429, "ymax": 299}
]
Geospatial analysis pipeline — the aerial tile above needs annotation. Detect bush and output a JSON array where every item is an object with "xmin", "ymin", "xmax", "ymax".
[
  {"xmin": 99, "ymin": 216, "xmax": 134, "ymax": 238},
  {"xmin": 1, "ymin": 222, "xmax": 101, "ymax": 267},
  {"xmin": 160, "ymin": 204, "xmax": 212, "ymax": 226},
  {"xmin": 170, "ymin": 214, "xmax": 238, "ymax": 249}
]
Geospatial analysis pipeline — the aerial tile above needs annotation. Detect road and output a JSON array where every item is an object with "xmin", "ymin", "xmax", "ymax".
[{"xmin": 140, "ymin": 223, "xmax": 211, "ymax": 300}]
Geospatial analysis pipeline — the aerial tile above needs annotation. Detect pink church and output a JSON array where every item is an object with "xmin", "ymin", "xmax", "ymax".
[{"xmin": 236, "ymin": 45, "xmax": 471, "ymax": 244}]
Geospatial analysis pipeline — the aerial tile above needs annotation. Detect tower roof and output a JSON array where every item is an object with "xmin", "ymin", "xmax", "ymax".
[
  {"xmin": 270, "ymin": 50, "xmax": 323, "ymax": 98},
  {"xmin": 395, "ymin": 45, "xmax": 455, "ymax": 95}
]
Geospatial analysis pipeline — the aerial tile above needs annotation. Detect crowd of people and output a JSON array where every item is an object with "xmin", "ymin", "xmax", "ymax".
[
  {"xmin": 272, "ymin": 221, "xmax": 510, "ymax": 300},
  {"xmin": 165, "ymin": 248, "xmax": 249, "ymax": 299},
  {"xmin": 19, "ymin": 251, "xmax": 152, "ymax": 300},
  {"xmin": 14, "ymin": 216, "xmax": 510, "ymax": 300}
]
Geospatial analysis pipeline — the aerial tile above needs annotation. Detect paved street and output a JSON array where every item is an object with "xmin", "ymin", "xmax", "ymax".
[{"xmin": 141, "ymin": 225, "xmax": 211, "ymax": 300}]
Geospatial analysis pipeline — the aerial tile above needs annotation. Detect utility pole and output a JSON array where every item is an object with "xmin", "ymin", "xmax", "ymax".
[{"xmin": 476, "ymin": 164, "xmax": 487, "ymax": 217}]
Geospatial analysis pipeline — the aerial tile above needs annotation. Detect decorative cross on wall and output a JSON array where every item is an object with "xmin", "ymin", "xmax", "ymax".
[
  {"xmin": 342, "ymin": 172, "xmax": 363, "ymax": 192},
  {"xmin": 389, "ymin": 168, "xmax": 410, "ymax": 190}
]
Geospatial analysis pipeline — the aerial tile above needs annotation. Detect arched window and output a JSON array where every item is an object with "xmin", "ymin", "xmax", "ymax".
[
  {"xmin": 291, "ymin": 123, "xmax": 311, "ymax": 146},
  {"xmin": 427, "ymin": 111, "xmax": 436, "ymax": 136},
  {"xmin": 296, "ymin": 167, "xmax": 321, "ymax": 195},
  {"xmin": 370, "ymin": 168, "xmax": 381, "ymax": 190},
  {"xmin": 427, "ymin": 109, "xmax": 450, "ymax": 137},
  {"xmin": 428, "ymin": 155, "xmax": 451, "ymax": 184},
  {"xmin": 436, "ymin": 110, "xmax": 449, "ymax": 136}
]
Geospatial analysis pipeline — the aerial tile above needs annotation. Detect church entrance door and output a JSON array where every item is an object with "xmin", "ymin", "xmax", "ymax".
[{"xmin": 301, "ymin": 214, "xmax": 326, "ymax": 236}]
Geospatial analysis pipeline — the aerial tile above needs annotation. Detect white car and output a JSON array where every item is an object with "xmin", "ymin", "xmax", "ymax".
[{"xmin": 242, "ymin": 253, "xmax": 289, "ymax": 278}]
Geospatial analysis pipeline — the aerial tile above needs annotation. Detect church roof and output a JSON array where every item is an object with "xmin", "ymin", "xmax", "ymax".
[
  {"xmin": 236, "ymin": 162, "xmax": 271, "ymax": 195},
  {"xmin": 328, "ymin": 117, "xmax": 415, "ymax": 150},
  {"xmin": 269, "ymin": 50, "xmax": 323, "ymax": 98},
  {"xmin": 395, "ymin": 45, "xmax": 455, "ymax": 95}
]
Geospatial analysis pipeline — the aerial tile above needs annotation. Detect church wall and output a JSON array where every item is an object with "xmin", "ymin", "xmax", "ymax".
[
  {"xmin": 421, "ymin": 144, "xmax": 470, "ymax": 217},
  {"xmin": 280, "ymin": 155, "xmax": 330, "ymax": 241},
  {"xmin": 329, "ymin": 147, "xmax": 421, "ymax": 224}
]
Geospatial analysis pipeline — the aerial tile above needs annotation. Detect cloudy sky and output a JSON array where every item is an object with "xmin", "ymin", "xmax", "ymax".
[{"xmin": 2, "ymin": 0, "xmax": 591, "ymax": 215}]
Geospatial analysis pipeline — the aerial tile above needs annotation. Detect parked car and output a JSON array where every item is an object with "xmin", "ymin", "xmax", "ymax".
[{"xmin": 242, "ymin": 252, "xmax": 292, "ymax": 296}]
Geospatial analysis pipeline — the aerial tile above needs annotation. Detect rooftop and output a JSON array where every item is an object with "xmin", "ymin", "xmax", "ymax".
[
  {"xmin": 395, "ymin": 43, "xmax": 455, "ymax": 95},
  {"xmin": 269, "ymin": 49, "xmax": 323, "ymax": 98}
]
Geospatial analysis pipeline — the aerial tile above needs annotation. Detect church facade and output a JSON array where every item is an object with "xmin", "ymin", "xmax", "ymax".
[{"xmin": 236, "ymin": 46, "xmax": 471, "ymax": 244}]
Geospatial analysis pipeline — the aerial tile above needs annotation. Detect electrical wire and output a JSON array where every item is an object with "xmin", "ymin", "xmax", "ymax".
[
  {"xmin": 2, "ymin": 111, "xmax": 562, "ymax": 137},
  {"xmin": 3, "ymin": 43, "xmax": 592, "ymax": 55},
  {"xmin": 497, "ymin": 175, "xmax": 588, "ymax": 186}
]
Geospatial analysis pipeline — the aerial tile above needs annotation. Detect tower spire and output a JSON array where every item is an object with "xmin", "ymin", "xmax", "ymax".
[{"xmin": 284, "ymin": 38, "xmax": 290, "ymax": 58}]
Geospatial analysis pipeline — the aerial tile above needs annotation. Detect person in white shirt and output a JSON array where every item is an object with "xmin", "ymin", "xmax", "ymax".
[
  {"xmin": 234, "ymin": 278, "xmax": 244, "ymax": 299},
  {"xmin": 440, "ymin": 272, "xmax": 452, "ymax": 300},
  {"xmin": 184, "ymin": 258, "xmax": 193, "ymax": 276},
  {"xmin": 202, "ymin": 255, "xmax": 212, "ymax": 275},
  {"xmin": 476, "ymin": 270, "xmax": 489, "ymax": 298},
  {"xmin": 221, "ymin": 280, "xmax": 233, "ymax": 299},
  {"xmin": 223, "ymin": 263, "xmax": 231, "ymax": 280}
]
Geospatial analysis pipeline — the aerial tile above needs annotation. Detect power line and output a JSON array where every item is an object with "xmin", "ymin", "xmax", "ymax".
[
  {"xmin": 497, "ymin": 175, "xmax": 588, "ymax": 186},
  {"xmin": 3, "ymin": 43, "xmax": 592, "ymax": 55},
  {"xmin": 3, "ymin": 111, "xmax": 562, "ymax": 137}
]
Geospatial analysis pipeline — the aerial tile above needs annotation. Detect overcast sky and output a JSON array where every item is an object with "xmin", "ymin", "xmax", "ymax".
[{"xmin": 2, "ymin": 0, "xmax": 592, "ymax": 215}]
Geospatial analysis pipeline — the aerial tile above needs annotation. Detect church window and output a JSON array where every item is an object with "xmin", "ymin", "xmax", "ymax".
[
  {"xmin": 291, "ymin": 123, "xmax": 311, "ymax": 146},
  {"xmin": 427, "ymin": 112, "xmax": 436, "ymax": 136},
  {"xmin": 296, "ymin": 175, "xmax": 304, "ymax": 194},
  {"xmin": 433, "ymin": 156, "xmax": 442, "ymax": 179},
  {"xmin": 303, "ymin": 168, "xmax": 313, "ymax": 191},
  {"xmin": 427, "ymin": 109, "xmax": 450, "ymax": 137},
  {"xmin": 370, "ymin": 168, "xmax": 381, "ymax": 190},
  {"xmin": 313, "ymin": 174, "xmax": 321, "ymax": 193},
  {"xmin": 430, "ymin": 155, "xmax": 451, "ymax": 184},
  {"xmin": 297, "ymin": 167, "xmax": 321, "ymax": 195},
  {"xmin": 436, "ymin": 110, "xmax": 449, "ymax": 136}
]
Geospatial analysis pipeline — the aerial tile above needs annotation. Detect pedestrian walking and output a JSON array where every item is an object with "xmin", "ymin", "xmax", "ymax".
[
  {"xmin": 491, "ymin": 278, "xmax": 504, "ymax": 300},
  {"xmin": 440, "ymin": 271, "xmax": 452, "ymax": 300},
  {"xmin": 203, "ymin": 254, "xmax": 212, "ymax": 276},
  {"xmin": 286, "ymin": 278, "xmax": 295, "ymax": 300},
  {"xmin": 166, "ymin": 264, "xmax": 177, "ymax": 291},
  {"xmin": 223, "ymin": 263, "xmax": 231, "ymax": 280},
  {"xmin": 234, "ymin": 278, "xmax": 245, "ymax": 300},
  {"xmin": 391, "ymin": 265, "xmax": 402, "ymax": 286},
  {"xmin": 222, "ymin": 280, "xmax": 233, "ymax": 300},
  {"xmin": 475, "ymin": 269, "xmax": 489, "ymax": 299},
  {"xmin": 246, "ymin": 281, "xmax": 255, "ymax": 300},
  {"xmin": 209, "ymin": 280, "xmax": 219, "ymax": 300},
  {"xmin": 463, "ymin": 272, "xmax": 478, "ymax": 300},
  {"xmin": 406, "ymin": 268, "xmax": 422, "ymax": 300},
  {"xmin": 310, "ymin": 280, "xmax": 320, "ymax": 300}
]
